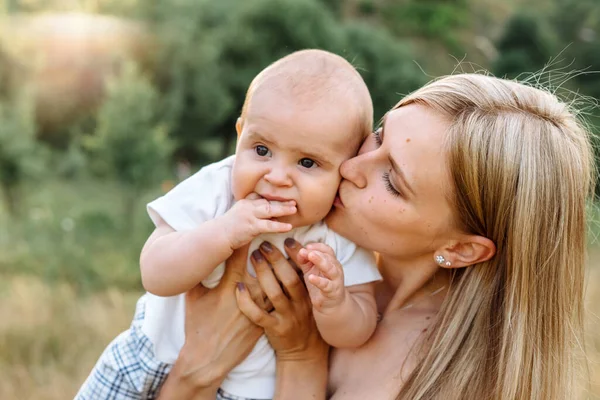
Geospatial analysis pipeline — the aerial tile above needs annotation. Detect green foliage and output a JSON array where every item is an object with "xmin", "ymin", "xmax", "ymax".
[
  {"xmin": 0, "ymin": 90, "xmax": 46, "ymax": 216},
  {"xmin": 381, "ymin": 0, "xmax": 468, "ymax": 51},
  {"xmin": 83, "ymin": 63, "xmax": 173, "ymax": 228},
  {"xmin": 493, "ymin": 13, "xmax": 555, "ymax": 79},
  {"xmin": 219, "ymin": 0, "xmax": 345, "ymax": 105},
  {"xmin": 85, "ymin": 63, "xmax": 172, "ymax": 193},
  {"xmin": 343, "ymin": 22, "xmax": 426, "ymax": 120},
  {"xmin": 149, "ymin": 0, "xmax": 236, "ymax": 162},
  {"xmin": 548, "ymin": 0, "xmax": 600, "ymax": 99},
  {"xmin": 316, "ymin": 0, "xmax": 344, "ymax": 16},
  {"xmin": 148, "ymin": 0, "xmax": 348, "ymax": 161},
  {"xmin": 0, "ymin": 177, "xmax": 154, "ymax": 292}
]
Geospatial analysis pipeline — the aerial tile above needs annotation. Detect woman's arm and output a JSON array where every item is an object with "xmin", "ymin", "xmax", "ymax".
[
  {"xmin": 156, "ymin": 244, "xmax": 267, "ymax": 399},
  {"xmin": 236, "ymin": 239, "xmax": 331, "ymax": 400}
]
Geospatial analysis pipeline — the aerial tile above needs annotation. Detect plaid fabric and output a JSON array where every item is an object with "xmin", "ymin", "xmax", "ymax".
[
  {"xmin": 74, "ymin": 294, "xmax": 172, "ymax": 400},
  {"xmin": 216, "ymin": 389, "xmax": 258, "ymax": 400}
]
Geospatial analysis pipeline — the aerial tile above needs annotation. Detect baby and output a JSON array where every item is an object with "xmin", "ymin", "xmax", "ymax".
[{"xmin": 140, "ymin": 49, "xmax": 381, "ymax": 399}]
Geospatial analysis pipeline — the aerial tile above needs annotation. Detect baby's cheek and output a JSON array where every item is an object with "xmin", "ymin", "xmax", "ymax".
[{"xmin": 231, "ymin": 170, "xmax": 254, "ymax": 201}]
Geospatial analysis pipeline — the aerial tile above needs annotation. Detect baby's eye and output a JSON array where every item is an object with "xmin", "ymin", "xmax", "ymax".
[
  {"xmin": 255, "ymin": 145, "xmax": 271, "ymax": 157},
  {"xmin": 299, "ymin": 158, "xmax": 317, "ymax": 169}
]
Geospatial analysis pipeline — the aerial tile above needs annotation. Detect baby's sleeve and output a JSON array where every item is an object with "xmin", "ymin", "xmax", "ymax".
[
  {"xmin": 147, "ymin": 157, "xmax": 234, "ymax": 231},
  {"xmin": 326, "ymin": 230, "xmax": 382, "ymax": 287}
]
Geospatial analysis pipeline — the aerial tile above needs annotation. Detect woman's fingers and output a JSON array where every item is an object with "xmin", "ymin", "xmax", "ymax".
[
  {"xmin": 223, "ymin": 243, "xmax": 251, "ymax": 284},
  {"xmin": 236, "ymin": 283, "xmax": 277, "ymax": 328},
  {"xmin": 260, "ymin": 241, "xmax": 307, "ymax": 303},
  {"xmin": 285, "ymin": 238, "xmax": 313, "ymax": 275},
  {"xmin": 251, "ymin": 247, "xmax": 291, "ymax": 313}
]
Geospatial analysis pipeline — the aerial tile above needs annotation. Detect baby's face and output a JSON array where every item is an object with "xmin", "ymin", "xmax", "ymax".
[{"xmin": 232, "ymin": 91, "xmax": 364, "ymax": 227}]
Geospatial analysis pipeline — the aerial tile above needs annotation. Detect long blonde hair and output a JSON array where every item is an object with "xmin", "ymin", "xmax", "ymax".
[{"xmin": 395, "ymin": 74, "xmax": 595, "ymax": 399}]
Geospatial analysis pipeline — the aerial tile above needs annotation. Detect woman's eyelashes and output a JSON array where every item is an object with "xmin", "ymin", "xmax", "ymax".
[
  {"xmin": 383, "ymin": 171, "xmax": 402, "ymax": 197},
  {"xmin": 373, "ymin": 128, "xmax": 383, "ymax": 146}
]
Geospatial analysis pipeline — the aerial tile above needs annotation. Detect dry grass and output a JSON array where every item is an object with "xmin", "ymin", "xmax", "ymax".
[
  {"xmin": 0, "ymin": 265, "xmax": 599, "ymax": 399},
  {"xmin": 0, "ymin": 276, "xmax": 141, "ymax": 400}
]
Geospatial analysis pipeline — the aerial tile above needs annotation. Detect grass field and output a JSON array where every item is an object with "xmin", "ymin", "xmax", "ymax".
[{"xmin": 0, "ymin": 178, "xmax": 599, "ymax": 399}]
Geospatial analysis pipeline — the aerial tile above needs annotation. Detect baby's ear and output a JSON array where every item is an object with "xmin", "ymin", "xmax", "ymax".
[{"xmin": 236, "ymin": 118, "xmax": 244, "ymax": 137}]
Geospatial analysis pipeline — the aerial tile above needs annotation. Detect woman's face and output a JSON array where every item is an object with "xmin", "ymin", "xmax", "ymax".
[{"xmin": 326, "ymin": 104, "xmax": 457, "ymax": 260}]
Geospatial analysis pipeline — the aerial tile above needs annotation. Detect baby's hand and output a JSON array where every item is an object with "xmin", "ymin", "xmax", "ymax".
[
  {"xmin": 297, "ymin": 243, "xmax": 346, "ymax": 312},
  {"xmin": 223, "ymin": 193, "xmax": 296, "ymax": 250}
]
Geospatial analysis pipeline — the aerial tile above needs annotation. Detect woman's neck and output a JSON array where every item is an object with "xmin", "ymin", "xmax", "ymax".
[{"xmin": 376, "ymin": 253, "xmax": 451, "ymax": 314}]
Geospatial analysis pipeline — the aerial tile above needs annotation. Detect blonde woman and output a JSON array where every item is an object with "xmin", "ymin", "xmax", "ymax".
[{"xmin": 79, "ymin": 73, "xmax": 594, "ymax": 400}]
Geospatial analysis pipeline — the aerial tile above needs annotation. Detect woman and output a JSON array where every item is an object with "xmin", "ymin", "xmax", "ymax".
[{"xmin": 78, "ymin": 74, "xmax": 594, "ymax": 400}]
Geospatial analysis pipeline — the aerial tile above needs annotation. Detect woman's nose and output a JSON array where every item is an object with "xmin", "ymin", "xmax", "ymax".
[{"xmin": 340, "ymin": 154, "xmax": 367, "ymax": 189}]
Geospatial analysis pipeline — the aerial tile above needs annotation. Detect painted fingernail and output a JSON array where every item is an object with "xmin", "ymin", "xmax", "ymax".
[
  {"xmin": 260, "ymin": 242, "xmax": 273, "ymax": 253},
  {"xmin": 252, "ymin": 250, "xmax": 264, "ymax": 262},
  {"xmin": 236, "ymin": 282, "xmax": 245, "ymax": 291},
  {"xmin": 284, "ymin": 238, "xmax": 297, "ymax": 248}
]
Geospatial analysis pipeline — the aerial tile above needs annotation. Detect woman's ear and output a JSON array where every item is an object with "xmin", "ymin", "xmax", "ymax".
[{"xmin": 435, "ymin": 235, "xmax": 496, "ymax": 269}]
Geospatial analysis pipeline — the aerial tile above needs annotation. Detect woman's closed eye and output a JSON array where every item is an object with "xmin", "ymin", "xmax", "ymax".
[
  {"xmin": 373, "ymin": 128, "xmax": 383, "ymax": 146},
  {"xmin": 383, "ymin": 171, "xmax": 402, "ymax": 197},
  {"xmin": 255, "ymin": 145, "xmax": 272, "ymax": 157}
]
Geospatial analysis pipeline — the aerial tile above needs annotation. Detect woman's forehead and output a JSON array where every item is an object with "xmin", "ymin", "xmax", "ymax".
[{"xmin": 385, "ymin": 105, "xmax": 452, "ymax": 196}]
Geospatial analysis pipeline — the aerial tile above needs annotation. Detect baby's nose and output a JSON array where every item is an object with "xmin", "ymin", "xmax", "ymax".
[{"xmin": 264, "ymin": 168, "xmax": 293, "ymax": 187}]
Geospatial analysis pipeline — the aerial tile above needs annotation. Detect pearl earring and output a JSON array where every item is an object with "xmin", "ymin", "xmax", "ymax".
[{"xmin": 435, "ymin": 254, "xmax": 452, "ymax": 267}]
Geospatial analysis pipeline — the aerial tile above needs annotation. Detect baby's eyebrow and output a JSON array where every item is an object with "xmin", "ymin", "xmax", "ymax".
[
  {"xmin": 246, "ymin": 130, "xmax": 273, "ymax": 144},
  {"xmin": 299, "ymin": 148, "xmax": 334, "ymax": 166}
]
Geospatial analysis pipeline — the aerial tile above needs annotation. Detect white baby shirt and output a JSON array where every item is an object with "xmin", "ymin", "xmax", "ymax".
[{"xmin": 142, "ymin": 155, "xmax": 382, "ymax": 399}]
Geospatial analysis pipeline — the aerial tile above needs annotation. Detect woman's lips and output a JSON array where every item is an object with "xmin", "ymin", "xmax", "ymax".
[{"xmin": 333, "ymin": 192, "xmax": 344, "ymax": 208}]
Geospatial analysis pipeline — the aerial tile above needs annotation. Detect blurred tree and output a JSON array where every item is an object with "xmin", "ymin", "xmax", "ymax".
[
  {"xmin": 144, "ymin": 0, "xmax": 345, "ymax": 162},
  {"xmin": 145, "ymin": 0, "xmax": 236, "ymax": 163},
  {"xmin": 493, "ymin": 13, "xmax": 554, "ymax": 79},
  {"xmin": 84, "ymin": 63, "xmax": 173, "ymax": 231},
  {"xmin": 381, "ymin": 0, "xmax": 468, "ymax": 53},
  {"xmin": 343, "ymin": 22, "xmax": 425, "ymax": 120},
  {"xmin": 549, "ymin": 0, "xmax": 600, "ymax": 99},
  {"xmin": 215, "ymin": 0, "xmax": 346, "ymax": 158},
  {"xmin": 316, "ymin": 0, "xmax": 344, "ymax": 16},
  {"xmin": 0, "ymin": 89, "xmax": 45, "ymax": 216}
]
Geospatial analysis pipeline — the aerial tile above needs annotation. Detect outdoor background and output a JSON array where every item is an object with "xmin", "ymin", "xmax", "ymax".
[{"xmin": 0, "ymin": 0, "xmax": 599, "ymax": 398}]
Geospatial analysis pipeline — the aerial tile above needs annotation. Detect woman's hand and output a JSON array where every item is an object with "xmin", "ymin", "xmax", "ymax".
[
  {"xmin": 158, "ymin": 244, "xmax": 267, "ymax": 400},
  {"xmin": 236, "ymin": 239, "xmax": 329, "ymax": 399}
]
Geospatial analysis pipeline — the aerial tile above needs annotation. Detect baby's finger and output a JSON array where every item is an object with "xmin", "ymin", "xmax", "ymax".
[
  {"xmin": 305, "ymin": 242, "xmax": 335, "ymax": 257},
  {"xmin": 256, "ymin": 220, "xmax": 293, "ymax": 234},
  {"xmin": 307, "ymin": 251, "xmax": 338, "ymax": 280},
  {"xmin": 307, "ymin": 274, "xmax": 335, "ymax": 294},
  {"xmin": 245, "ymin": 192, "xmax": 262, "ymax": 201},
  {"xmin": 236, "ymin": 283, "xmax": 277, "ymax": 328},
  {"xmin": 297, "ymin": 248, "xmax": 316, "ymax": 274},
  {"xmin": 320, "ymin": 252, "xmax": 343, "ymax": 280},
  {"xmin": 253, "ymin": 200, "xmax": 297, "ymax": 219}
]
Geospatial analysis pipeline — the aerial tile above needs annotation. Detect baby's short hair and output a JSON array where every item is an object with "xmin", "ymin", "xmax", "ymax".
[{"xmin": 240, "ymin": 49, "xmax": 373, "ymax": 141}]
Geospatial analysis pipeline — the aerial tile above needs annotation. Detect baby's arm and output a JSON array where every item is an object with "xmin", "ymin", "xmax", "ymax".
[
  {"xmin": 141, "ymin": 195, "xmax": 296, "ymax": 296},
  {"xmin": 298, "ymin": 244, "xmax": 378, "ymax": 348}
]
